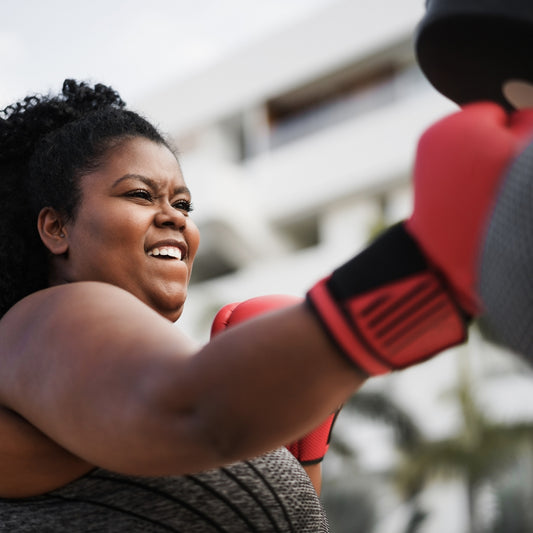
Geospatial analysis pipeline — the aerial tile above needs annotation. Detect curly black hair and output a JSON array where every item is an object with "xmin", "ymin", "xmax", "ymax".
[{"xmin": 0, "ymin": 79, "xmax": 172, "ymax": 317}]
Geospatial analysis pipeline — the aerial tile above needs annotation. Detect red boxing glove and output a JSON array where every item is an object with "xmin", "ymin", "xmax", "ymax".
[
  {"xmin": 211, "ymin": 295, "xmax": 337, "ymax": 465},
  {"xmin": 210, "ymin": 295, "xmax": 301, "ymax": 337},
  {"xmin": 407, "ymin": 102, "xmax": 533, "ymax": 315},
  {"xmin": 285, "ymin": 411, "xmax": 338, "ymax": 466},
  {"xmin": 307, "ymin": 103, "xmax": 533, "ymax": 376}
]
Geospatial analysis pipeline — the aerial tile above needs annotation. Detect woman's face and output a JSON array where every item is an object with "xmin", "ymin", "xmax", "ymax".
[{"xmin": 57, "ymin": 137, "xmax": 200, "ymax": 321}]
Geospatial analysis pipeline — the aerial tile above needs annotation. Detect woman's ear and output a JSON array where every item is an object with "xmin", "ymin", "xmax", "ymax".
[{"xmin": 37, "ymin": 207, "xmax": 69, "ymax": 255}]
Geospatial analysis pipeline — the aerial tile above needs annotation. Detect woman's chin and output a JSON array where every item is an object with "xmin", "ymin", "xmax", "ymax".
[{"xmin": 141, "ymin": 289, "xmax": 187, "ymax": 322}]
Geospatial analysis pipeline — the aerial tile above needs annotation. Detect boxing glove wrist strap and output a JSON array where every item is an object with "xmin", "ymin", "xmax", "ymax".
[{"xmin": 306, "ymin": 223, "xmax": 470, "ymax": 375}]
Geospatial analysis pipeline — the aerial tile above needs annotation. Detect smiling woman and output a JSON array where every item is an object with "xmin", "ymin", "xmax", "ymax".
[
  {"xmin": 0, "ymin": 79, "xmax": 348, "ymax": 531},
  {"xmin": 42, "ymin": 136, "xmax": 200, "ymax": 321},
  {"xmin": 0, "ymin": 78, "xmax": 487, "ymax": 532}
]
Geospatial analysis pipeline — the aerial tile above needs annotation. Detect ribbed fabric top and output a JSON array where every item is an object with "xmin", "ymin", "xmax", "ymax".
[{"xmin": 0, "ymin": 448, "xmax": 329, "ymax": 532}]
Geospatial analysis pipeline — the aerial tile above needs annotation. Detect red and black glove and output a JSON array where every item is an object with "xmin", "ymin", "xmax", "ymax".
[
  {"xmin": 211, "ymin": 294, "xmax": 338, "ymax": 465},
  {"xmin": 307, "ymin": 102, "xmax": 533, "ymax": 376}
]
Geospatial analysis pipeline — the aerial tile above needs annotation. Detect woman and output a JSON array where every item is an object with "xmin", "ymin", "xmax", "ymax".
[
  {"xmin": 0, "ymin": 80, "xmax": 359, "ymax": 532},
  {"xmin": 0, "ymin": 79, "xmax": 520, "ymax": 531}
]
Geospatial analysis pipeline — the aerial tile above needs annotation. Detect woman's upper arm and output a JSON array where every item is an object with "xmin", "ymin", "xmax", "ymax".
[
  {"xmin": 0, "ymin": 282, "xmax": 362, "ymax": 478},
  {"xmin": 0, "ymin": 282, "xmax": 204, "ymax": 474}
]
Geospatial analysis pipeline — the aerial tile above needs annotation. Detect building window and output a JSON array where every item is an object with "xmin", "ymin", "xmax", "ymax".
[{"xmin": 266, "ymin": 54, "xmax": 418, "ymax": 148}]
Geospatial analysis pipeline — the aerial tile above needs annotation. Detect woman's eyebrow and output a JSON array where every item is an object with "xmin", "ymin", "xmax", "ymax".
[
  {"xmin": 111, "ymin": 173, "xmax": 156, "ymax": 189},
  {"xmin": 111, "ymin": 174, "xmax": 191, "ymax": 196}
]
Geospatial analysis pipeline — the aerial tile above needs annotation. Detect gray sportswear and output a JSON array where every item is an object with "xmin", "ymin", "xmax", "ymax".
[{"xmin": 0, "ymin": 448, "xmax": 329, "ymax": 532}]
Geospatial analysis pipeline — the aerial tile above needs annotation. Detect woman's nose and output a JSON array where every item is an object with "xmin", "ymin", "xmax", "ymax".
[{"xmin": 154, "ymin": 204, "xmax": 187, "ymax": 230}]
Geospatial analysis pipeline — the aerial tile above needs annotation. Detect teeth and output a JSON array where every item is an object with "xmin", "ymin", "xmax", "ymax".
[{"xmin": 148, "ymin": 247, "xmax": 182, "ymax": 260}]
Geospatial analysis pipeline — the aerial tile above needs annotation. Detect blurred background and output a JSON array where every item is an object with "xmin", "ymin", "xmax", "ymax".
[{"xmin": 4, "ymin": 1, "xmax": 533, "ymax": 531}]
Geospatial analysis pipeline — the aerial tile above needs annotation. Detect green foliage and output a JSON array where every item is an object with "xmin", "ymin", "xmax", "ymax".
[{"xmin": 329, "ymin": 348, "xmax": 533, "ymax": 532}]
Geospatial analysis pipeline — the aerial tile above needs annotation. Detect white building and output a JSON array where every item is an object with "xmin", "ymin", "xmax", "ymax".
[
  {"xmin": 136, "ymin": 2, "xmax": 533, "ymax": 532},
  {"xmin": 137, "ymin": 0, "xmax": 455, "ymax": 342}
]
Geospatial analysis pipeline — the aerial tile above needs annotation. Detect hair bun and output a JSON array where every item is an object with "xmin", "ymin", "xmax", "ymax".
[
  {"xmin": 0, "ymin": 79, "xmax": 125, "ymax": 163},
  {"xmin": 61, "ymin": 79, "xmax": 125, "ymax": 112}
]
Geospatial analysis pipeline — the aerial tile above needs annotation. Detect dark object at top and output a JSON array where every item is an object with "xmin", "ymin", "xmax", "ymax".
[{"xmin": 415, "ymin": 0, "xmax": 533, "ymax": 110}]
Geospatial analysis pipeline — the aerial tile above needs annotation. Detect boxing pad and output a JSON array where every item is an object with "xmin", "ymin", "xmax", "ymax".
[
  {"xmin": 211, "ymin": 295, "xmax": 338, "ymax": 465},
  {"xmin": 415, "ymin": 0, "xmax": 533, "ymax": 109}
]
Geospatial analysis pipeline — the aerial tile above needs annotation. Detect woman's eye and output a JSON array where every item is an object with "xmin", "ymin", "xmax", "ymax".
[
  {"xmin": 172, "ymin": 199, "xmax": 194, "ymax": 214},
  {"xmin": 127, "ymin": 189, "xmax": 152, "ymax": 201}
]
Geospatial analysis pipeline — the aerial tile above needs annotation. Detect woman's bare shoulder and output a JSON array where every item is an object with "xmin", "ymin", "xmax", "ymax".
[
  {"xmin": 0, "ymin": 282, "xmax": 200, "ymax": 479},
  {"xmin": 2, "ymin": 282, "xmax": 152, "ymax": 324},
  {"xmin": 1, "ymin": 282, "xmax": 175, "ymax": 356},
  {"xmin": 0, "ymin": 284, "xmax": 133, "ymax": 496},
  {"xmin": 0, "ymin": 281, "xmax": 195, "ymax": 394}
]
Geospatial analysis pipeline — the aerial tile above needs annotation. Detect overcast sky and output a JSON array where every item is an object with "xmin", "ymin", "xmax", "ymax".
[{"xmin": 0, "ymin": 0, "xmax": 340, "ymax": 109}]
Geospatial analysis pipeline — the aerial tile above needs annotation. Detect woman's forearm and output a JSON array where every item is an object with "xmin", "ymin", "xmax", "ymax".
[{"xmin": 163, "ymin": 303, "xmax": 364, "ymax": 468}]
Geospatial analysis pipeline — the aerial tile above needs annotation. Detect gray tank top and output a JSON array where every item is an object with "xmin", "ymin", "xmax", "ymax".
[{"xmin": 0, "ymin": 448, "xmax": 329, "ymax": 532}]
